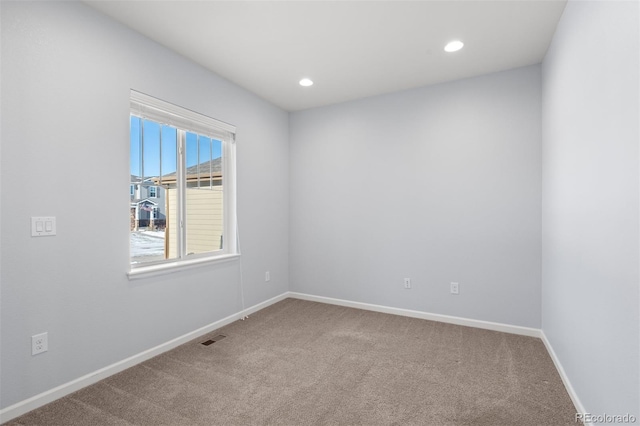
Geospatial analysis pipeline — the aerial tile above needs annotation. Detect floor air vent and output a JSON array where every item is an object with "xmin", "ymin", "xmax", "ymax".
[{"xmin": 201, "ymin": 335, "xmax": 227, "ymax": 346}]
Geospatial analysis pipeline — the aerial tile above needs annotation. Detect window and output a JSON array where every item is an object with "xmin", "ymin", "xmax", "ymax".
[
  {"xmin": 129, "ymin": 90, "xmax": 237, "ymax": 273},
  {"xmin": 130, "ymin": 184, "xmax": 135, "ymax": 196}
]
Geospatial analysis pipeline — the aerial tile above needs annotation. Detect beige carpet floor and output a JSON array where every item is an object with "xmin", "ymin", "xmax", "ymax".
[{"xmin": 5, "ymin": 298, "xmax": 580, "ymax": 425}]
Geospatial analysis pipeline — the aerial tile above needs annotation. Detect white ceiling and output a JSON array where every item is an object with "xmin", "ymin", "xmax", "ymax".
[{"xmin": 85, "ymin": 0, "xmax": 567, "ymax": 112}]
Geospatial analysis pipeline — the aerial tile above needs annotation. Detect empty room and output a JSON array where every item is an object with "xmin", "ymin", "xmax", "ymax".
[{"xmin": 1, "ymin": 1, "xmax": 638, "ymax": 425}]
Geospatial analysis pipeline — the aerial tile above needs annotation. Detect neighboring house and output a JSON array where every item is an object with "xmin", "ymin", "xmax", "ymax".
[
  {"xmin": 130, "ymin": 158, "xmax": 223, "ymax": 256},
  {"xmin": 130, "ymin": 175, "xmax": 166, "ymax": 231},
  {"xmin": 159, "ymin": 158, "xmax": 224, "ymax": 257}
]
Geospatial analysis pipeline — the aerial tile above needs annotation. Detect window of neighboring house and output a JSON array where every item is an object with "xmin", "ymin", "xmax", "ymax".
[
  {"xmin": 130, "ymin": 185, "xmax": 135, "ymax": 196},
  {"xmin": 129, "ymin": 90, "xmax": 237, "ymax": 275}
]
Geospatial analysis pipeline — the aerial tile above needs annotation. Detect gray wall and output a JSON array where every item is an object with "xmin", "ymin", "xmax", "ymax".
[
  {"xmin": 0, "ymin": 1, "xmax": 289, "ymax": 409},
  {"xmin": 3, "ymin": 0, "xmax": 638, "ymax": 419},
  {"xmin": 289, "ymin": 66, "xmax": 542, "ymax": 328},
  {"xmin": 542, "ymin": 0, "xmax": 639, "ymax": 419}
]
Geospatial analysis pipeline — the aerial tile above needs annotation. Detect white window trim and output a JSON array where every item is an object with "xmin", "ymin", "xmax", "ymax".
[
  {"xmin": 130, "ymin": 90, "xmax": 235, "ymax": 140},
  {"xmin": 128, "ymin": 90, "xmax": 238, "ymax": 278},
  {"xmin": 127, "ymin": 253, "xmax": 240, "ymax": 280}
]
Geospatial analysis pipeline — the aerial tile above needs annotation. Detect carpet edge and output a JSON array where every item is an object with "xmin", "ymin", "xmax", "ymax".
[
  {"xmin": 540, "ymin": 331, "xmax": 590, "ymax": 425},
  {"xmin": 288, "ymin": 292, "xmax": 542, "ymax": 337}
]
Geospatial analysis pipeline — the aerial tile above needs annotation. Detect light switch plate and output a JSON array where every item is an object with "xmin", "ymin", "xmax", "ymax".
[{"xmin": 31, "ymin": 217, "xmax": 56, "ymax": 237}]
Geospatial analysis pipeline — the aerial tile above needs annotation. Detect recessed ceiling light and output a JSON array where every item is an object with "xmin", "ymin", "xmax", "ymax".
[
  {"xmin": 299, "ymin": 78, "xmax": 314, "ymax": 87},
  {"xmin": 444, "ymin": 40, "xmax": 464, "ymax": 53}
]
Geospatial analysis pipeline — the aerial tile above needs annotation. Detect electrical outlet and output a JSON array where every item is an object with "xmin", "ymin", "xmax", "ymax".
[
  {"xmin": 265, "ymin": 271, "xmax": 270, "ymax": 282},
  {"xmin": 450, "ymin": 282, "xmax": 459, "ymax": 295},
  {"xmin": 32, "ymin": 332, "xmax": 48, "ymax": 355},
  {"xmin": 404, "ymin": 278, "xmax": 411, "ymax": 289}
]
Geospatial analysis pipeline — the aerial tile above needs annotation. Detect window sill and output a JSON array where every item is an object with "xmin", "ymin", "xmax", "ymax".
[{"xmin": 127, "ymin": 253, "xmax": 240, "ymax": 280}]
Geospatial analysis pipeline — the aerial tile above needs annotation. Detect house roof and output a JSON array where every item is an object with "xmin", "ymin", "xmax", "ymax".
[
  {"xmin": 162, "ymin": 157, "xmax": 222, "ymax": 177},
  {"xmin": 157, "ymin": 158, "xmax": 222, "ymax": 185},
  {"xmin": 185, "ymin": 157, "xmax": 222, "ymax": 176},
  {"xmin": 130, "ymin": 175, "xmax": 160, "ymax": 184},
  {"xmin": 132, "ymin": 158, "xmax": 222, "ymax": 186},
  {"xmin": 131, "ymin": 198, "xmax": 158, "ymax": 206}
]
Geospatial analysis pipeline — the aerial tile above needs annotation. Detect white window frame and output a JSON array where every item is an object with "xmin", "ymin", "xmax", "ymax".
[
  {"xmin": 148, "ymin": 186, "xmax": 157, "ymax": 198},
  {"xmin": 128, "ymin": 90, "xmax": 238, "ymax": 279}
]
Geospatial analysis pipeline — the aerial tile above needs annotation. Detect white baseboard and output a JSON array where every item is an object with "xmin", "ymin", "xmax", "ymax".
[
  {"xmin": 1, "ymin": 291, "xmax": 587, "ymax": 425},
  {"xmin": 0, "ymin": 292, "xmax": 289, "ymax": 424},
  {"xmin": 287, "ymin": 291, "xmax": 542, "ymax": 337},
  {"xmin": 540, "ymin": 331, "xmax": 590, "ymax": 426}
]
